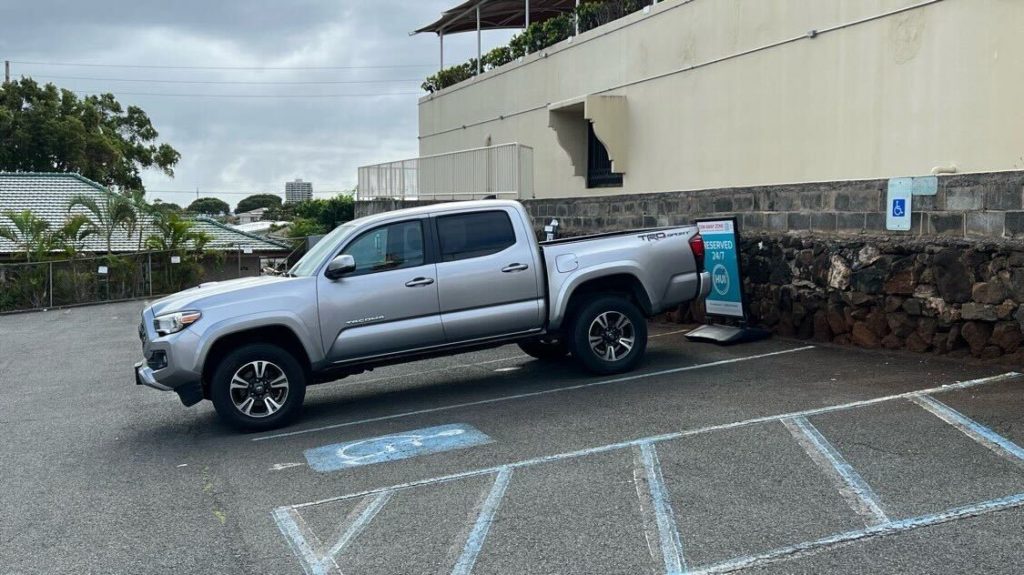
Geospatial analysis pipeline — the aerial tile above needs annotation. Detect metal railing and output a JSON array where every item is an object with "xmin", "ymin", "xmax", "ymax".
[
  {"xmin": 0, "ymin": 250, "xmax": 293, "ymax": 314},
  {"xmin": 357, "ymin": 143, "xmax": 534, "ymax": 201}
]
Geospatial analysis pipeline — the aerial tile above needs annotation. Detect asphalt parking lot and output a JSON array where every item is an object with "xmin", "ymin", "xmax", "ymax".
[{"xmin": 3, "ymin": 301, "xmax": 1024, "ymax": 575}]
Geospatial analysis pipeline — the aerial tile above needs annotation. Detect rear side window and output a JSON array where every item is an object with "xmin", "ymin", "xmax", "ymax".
[{"xmin": 436, "ymin": 211, "xmax": 516, "ymax": 262}]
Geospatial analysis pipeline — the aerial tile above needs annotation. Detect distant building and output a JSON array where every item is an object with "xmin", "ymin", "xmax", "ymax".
[
  {"xmin": 236, "ymin": 207, "xmax": 267, "ymax": 224},
  {"xmin": 285, "ymin": 179, "xmax": 313, "ymax": 204}
]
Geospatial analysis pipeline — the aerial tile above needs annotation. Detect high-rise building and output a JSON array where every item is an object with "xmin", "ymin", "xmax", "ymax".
[{"xmin": 285, "ymin": 179, "xmax": 313, "ymax": 203}]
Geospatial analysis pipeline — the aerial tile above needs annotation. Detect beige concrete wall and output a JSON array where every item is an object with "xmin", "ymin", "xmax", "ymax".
[{"xmin": 417, "ymin": 0, "xmax": 1024, "ymax": 199}]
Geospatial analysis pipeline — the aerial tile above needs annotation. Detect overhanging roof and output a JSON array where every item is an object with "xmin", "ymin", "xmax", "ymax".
[{"xmin": 414, "ymin": 0, "xmax": 580, "ymax": 35}]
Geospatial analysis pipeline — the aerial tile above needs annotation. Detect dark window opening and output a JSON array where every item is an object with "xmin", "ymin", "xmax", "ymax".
[
  {"xmin": 586, "ymin": 122, "xmax": 623, "ymax": 188},
  {"xmin": 437, "ymin": 211, "xmax": 516, "ymax": 262}
]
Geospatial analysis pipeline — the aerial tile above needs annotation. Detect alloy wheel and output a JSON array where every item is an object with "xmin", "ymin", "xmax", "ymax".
[
  {"xmin": 229, "ymin": 360, "xmax": 289, "ymax": 418},
  {"xmin": 587, "ymin": 311, "xmax": 635, "ymax": 362}
]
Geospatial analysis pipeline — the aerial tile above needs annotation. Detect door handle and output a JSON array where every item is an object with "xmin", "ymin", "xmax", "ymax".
[
  {"xmin": 502, "ymin": 263, "xmax": 529, "ymax": 273},
  {"xmin": 405, "ymin": 277, "xmax": 435, "ymax": 287}
]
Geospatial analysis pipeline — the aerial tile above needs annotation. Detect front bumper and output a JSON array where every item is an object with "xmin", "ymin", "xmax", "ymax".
[
  {"xmin": 135, "ymin": 361, "xmax": 173, "ymax": 391},
  {"xmin": 135, "ymin": 360, "xmax": 205, "ymax": 406}
]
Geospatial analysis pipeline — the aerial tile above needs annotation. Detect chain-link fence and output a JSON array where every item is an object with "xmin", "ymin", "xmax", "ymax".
[{"xmin": 0, "ymin": 250, "xmax": 290, "ymax": 314}]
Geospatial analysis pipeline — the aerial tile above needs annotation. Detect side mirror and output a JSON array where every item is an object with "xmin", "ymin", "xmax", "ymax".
[{"xmin": 325, "ymin": 254, "xmax": 356, "ymax": 279}]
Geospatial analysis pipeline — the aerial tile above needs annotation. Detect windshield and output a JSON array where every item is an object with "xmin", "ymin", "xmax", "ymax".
[{"xmin": 288, "ymin": 224, "xmax": 355, "ymax": 277}]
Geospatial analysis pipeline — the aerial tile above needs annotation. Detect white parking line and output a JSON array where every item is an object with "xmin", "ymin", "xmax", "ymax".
[
  {"xmin": 910, "ymin": 395, "xmax": 1024, "ymax": 469},
  {"xmin": 252, "ymin": 345, "xmax": 816, "ymax": 442},
  {"xmin": 783, "ymin": 416, "xmax": 889, "ymax": 526},
  {"xmin": 451, "ymin": 467, "xmax": 514, "ymax": 575},
  {"xmin": 273, "ymin": 492, "xmax": 392, "ymax": 575},
  {"xmin": 636, "ymin": 442, "xmax": 687, "ymax": 574}
]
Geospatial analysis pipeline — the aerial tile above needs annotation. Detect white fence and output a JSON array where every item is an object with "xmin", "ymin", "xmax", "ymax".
[{"xmin": 357, "ymin": 143, "xmax": 534, "ymax": 201}]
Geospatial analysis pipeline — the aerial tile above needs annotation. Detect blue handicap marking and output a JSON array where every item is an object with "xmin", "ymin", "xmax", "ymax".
[
  {"xmin": 304, "ymin": 423, "xmax": 493, "ymax": 472},
  {"xmin": 892, "ymin": 198, "xmax": 906, "ymax": 218}
]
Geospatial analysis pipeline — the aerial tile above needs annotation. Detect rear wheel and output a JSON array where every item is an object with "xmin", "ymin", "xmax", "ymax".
[
  {"xmin": 210, "ymin": 343, "xmax": 306, "ymax": 432},
  {"xmin": 517, "ymin": 336, "xmax": 570, "ymax": 361},
  {"xmin": 569, "ymin": 295, "xmax": 647, "ymax": 374}
]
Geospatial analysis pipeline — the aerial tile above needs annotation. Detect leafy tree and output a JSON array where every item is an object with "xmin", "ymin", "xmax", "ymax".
[
  {"xmin": 0, "ymin": 78, "xmax": 180, "ymax": 191},
  {"xmin": 151, "ymin": 201, "xmax": 183, "ymax": 215},
  {"xmin": 0, "ymin": 209, "xmax": 51, "ymax": 261},
  {"xmin": 235, "ymin": 194, "xmax": 283, "ymax": 214},
  {"xmin": 292, "ymin": 194, "xmax": 354, "ymax": 231},
  {"xmin": 145, "ymin": 212, "xmax": 211, "ymax": 253},
  {"xmin": 187, "ymin": 197, "xmax": 230, "ymax": 216},
  {"xmin": 286, "ymin": 217, "xmax": 326, "ymax": 238},
  {"xmin": 67, "ymin": 193, "xmax": 137, "ymax": 254}
]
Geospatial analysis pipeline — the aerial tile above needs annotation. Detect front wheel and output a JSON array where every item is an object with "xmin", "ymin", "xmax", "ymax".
[
  {"xmin": 569, "ymin": 296, "xmax": 648, "ymax": 375},
  {"xmin": 210, "ymin": 343, "xmax": 307, "ymax": 432}
]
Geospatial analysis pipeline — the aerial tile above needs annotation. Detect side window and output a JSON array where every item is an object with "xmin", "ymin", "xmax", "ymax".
[
  {"xmin": 340, "ymin": 220, "xmax": 425, "ymax": 275},
  {"xmin": 436, "ymin": 211, "xmax": 517, "ymax": 262}
]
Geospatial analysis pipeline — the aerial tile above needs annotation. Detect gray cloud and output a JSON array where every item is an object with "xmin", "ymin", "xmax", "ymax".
[{"xmin": 0, "ymin": 0, "xmax": 514, "ymax": 209}]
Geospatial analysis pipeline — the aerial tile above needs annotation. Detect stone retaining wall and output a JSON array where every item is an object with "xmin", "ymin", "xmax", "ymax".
[{"xmin": 738, "ymin": 234, "xmax": 1024, "ymax": 362}]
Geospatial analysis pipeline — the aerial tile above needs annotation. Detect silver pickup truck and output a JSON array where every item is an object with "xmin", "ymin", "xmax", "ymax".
[{"xmin": 135, "ymin": 200, "xmax": 710, "ymax": 430}]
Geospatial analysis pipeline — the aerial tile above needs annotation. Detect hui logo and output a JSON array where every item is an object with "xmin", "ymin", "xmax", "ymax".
[{"xmin": 712, "ymin": 264, "xmax": 730, "ymax": 296}]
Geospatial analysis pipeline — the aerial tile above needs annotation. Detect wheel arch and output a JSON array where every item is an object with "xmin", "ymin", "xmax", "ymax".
[
  {"xmin": 557, "ymin": 271, "xmax": 653, "ymax": 331},
  {"xmin": 200, "ymin": 325, "xmax": 312, "ymax": 398}
]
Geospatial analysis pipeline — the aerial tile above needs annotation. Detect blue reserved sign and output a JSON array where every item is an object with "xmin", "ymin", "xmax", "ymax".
[
  {"xmin": 304, "ymin": 423, "xmax": 493, "ymax": 472},
  {"xmin": 697, "ymin": 219, "xmax": 745, "ymax": 319}
]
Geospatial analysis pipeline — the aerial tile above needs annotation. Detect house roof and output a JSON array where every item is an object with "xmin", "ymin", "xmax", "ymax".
[
  {"xmin": 414, "ymin": 0, "xmax": 580, "ymax": 35},
  {"xmin": 0, "ymin": 172, "xmax": 292, "ymax": 254}
]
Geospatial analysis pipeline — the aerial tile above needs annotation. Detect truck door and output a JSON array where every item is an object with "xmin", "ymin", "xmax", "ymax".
[
  {"xmin": 317, "ymin": 218, "xmax": 445, "ymax": 363},
  {"xmin": 433, "ymin": 208, "xmax": 543, "ymax": 343}
]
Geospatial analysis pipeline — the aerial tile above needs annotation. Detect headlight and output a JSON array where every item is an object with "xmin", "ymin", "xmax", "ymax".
[{"xmin": 153, "ymin": 311, "xmax": 202, "ymax": 336}]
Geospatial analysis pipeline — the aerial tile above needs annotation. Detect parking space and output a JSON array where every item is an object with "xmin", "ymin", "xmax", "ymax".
[{"xmin": 3, "ymin": 301, "xmax": 1024, "ymax": 574}]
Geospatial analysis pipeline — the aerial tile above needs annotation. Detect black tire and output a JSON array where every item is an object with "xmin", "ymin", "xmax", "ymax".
[
  {"xmin": 210, "ymin": 343, "xmax": 307, "ymax": 432},
  {"xmin": 568, "ymin": 295, "xmax": 648, "ymax": 375},
  {"xmin": 517, "ymin": 337, "xmax": 570, "ymax": 361}
]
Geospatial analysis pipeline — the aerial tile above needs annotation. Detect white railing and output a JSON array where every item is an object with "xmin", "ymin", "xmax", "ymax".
[{"xmin": 357, "ymin": 143, "xmax": 534, "ymax": 201}]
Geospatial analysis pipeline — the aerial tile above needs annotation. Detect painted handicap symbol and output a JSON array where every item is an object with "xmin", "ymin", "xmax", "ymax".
[
  {"xmin": 304, "ymin": 423, "xmax": 493, "ymax": 472},
  {"xmin": 892, "ymin": 199, "xmax": 906, "ymax": 218},
  {"xmin": 336, "ymin": 429, "xmax": 466, "ymax": 464}
]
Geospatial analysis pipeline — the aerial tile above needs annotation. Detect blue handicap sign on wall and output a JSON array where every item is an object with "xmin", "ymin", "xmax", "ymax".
[
  {"xmin": 304, "ymin": 423, "xmax": 493, "ymax": 472},
  {"xmin": 892, "ymin": 198, "xmax": 906, "ymax": 217}
]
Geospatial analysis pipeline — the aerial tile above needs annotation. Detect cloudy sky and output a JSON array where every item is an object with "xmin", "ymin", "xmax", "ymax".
[{"xmin": 1, "ymin": 1, "xmax": 515, "ymax": 209}]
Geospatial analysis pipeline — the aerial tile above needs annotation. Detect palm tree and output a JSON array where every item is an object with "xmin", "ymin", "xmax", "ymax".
[
  {"xmin": 124, "ymin": 189, "xmax": 154, "ymax": 252},
  {"xmin": 0, "ymin": 210, "xmax": 51, "ymax": 262},
  {"xmin": 145, "ymin": 213, "xmax": 212, "ymax": 253},
  {"xmin": 67, "ymin": 193, "xmax": 137, "ymax": 255},
  {"xmin": 53, "ymin": 214, "xmax": 98, "ymax": 257}
]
